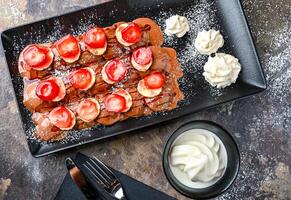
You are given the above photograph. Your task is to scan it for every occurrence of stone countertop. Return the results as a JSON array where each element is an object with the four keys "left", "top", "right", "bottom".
[{"left": 0, "top": 0, "right": 290, "bottom": 199}]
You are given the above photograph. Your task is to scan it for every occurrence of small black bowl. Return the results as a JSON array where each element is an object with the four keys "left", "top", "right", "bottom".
[{"left": 162, "top": 120, "right": 240, "bottom": 199}]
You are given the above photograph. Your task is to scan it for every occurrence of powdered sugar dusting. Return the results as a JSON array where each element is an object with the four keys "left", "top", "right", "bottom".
[
  {"left": 7, "top": 0, "right": 226, "bottom": 144},
  {"left": 216, "top": 0, "right": 291, "bottom": 199},
  {"left": 152, "top": 0, "right": 224, "bottom": 100}
]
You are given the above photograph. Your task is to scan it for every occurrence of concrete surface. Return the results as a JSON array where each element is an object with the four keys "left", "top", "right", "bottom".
[{"left": 0, "top": 0, "right": 290, "bottom": 199}]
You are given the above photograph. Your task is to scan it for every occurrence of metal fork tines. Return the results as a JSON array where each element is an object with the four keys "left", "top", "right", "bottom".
[{"left": 83, "top": 157, "right": 127, "bottom": 200}]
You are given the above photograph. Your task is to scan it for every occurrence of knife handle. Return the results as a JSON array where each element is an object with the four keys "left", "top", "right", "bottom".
[{"left": 66, "top": 157, "right": 101, "bottom": 200}]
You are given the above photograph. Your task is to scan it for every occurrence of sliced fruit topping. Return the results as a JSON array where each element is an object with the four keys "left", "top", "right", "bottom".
[
  {"left": 77, "top": 98, "right": 100, "bottom": 122},
  {"left": 102, "top": 59, "right": 127, "bottom": 84},
  {"left": 105, "top": 94, "right": 126, "bottom": 113},
  {"left": 23, "top": 45, "right": 54, "bottom": 70},
  {"left": 137, "top": 72, "right": 165, "bottom": 98},
  {"left": 36, "top": 79, "right": 60, "bottom": 101},
  {"left": 137, "top": 79, "right": 162, "bottom": 98},
  {"left": 56, "top": 34, "right": 80, "bottom": 63},
  {"left": 132, "top": 47, "right": 152, "bottom": 65},
  {"left": 116, "top": 23, "right": 142, "bottom": 46},
  {"left": 85, "top": 27, "right": 107, "bottom": 55},
  {"left": 144, "top": 72, "right": 165, "bottom": 89},
  {"left": 85, "top": 27, "right": 107, "bottom": 48},
  {"left": 114, "top": 89, "right": 133, "bottom": 112},
  {"left": 105, "top": 59, "right": 127, "bottom": 81},
  {"left": 131, "top": 47, "right": 152, "bottom": 71},
  {"left": 49, "top": 106, "right": 76, "bottom": 130},
  {"left": 35, "top": 78, "right": 66, "bottom": 102},
  {"left": 121, "top": 23, "right": 142, "bottom": 44},
  {"left": 69, "top": 68, "right": 96, "bottom": 91}
]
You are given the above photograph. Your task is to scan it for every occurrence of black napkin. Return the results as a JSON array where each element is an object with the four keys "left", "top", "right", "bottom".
[
  {"left": 54, "top": 174, "right": 87, "bottom": 200},
  {"left": 54, "top": 153, "right": 176, "bottom": 200}
]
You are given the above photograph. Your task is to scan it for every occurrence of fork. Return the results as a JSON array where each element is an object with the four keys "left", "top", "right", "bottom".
[{"left": 83, "top": 157, "right": 127, "bottom": 200}]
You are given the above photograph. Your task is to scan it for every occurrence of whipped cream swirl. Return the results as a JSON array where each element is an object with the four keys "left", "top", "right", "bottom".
[
  {"left": 195, "top": 29, "right": 224, "bottom": 55},
  {"left": 165, "top": 15, "right": 190, "bottom": 38},
  {"left": 170, "top": 131, "right": 225, "bottom": 183},
  {"left": 203, "top": 53, "right": 241, "bottom": 89}
]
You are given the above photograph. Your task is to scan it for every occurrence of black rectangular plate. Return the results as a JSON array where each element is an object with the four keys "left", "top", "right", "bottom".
[{"left": 1, "top": 0, "right": 266, "bottom": 157}]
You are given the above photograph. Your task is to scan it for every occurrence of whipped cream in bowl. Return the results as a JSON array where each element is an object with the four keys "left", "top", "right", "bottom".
[
  {"left": 170, "top": 129, "right": 227, "bottom": 188},
  {"left": 162, "top": 121, "right": 240, "bottom": 199}
]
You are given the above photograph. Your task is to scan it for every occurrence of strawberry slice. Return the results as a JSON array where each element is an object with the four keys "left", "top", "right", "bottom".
[
  {"left": 85, "top": 27, "right": 107, "bottom": 49},
  {"left": 137, "top": 79, "right": 162, "bottom": 98},
  {"left": 35, "top": 78, "right": 66, "bottom": 102},
  {"left": 23, "top": 45, "right": 54, "bottom": 70},
  {"left": 105, "top": 94, "right": 126, "bottom": 113},
  {"left": 77, "top": 98, "right": 100, "bottom": 122},
  {"left": 49, "top": 106, "right": 76, "bottom": 130},
  {"left": 113, "top": 89, "right": 133, "bottom": 112},
  {"left": 121, "top": 23, "right": 142, "bottom": 44},
  {"left": 56, "top": 34, "right": 80, "bottom": 63},
  {"left": 144, "top": 72, "right": 165, "bottom": 89},
  {"left": 131, "top": 47, "right": 153, "bottom": 72},
  {"left": 69, "top": 68, "right": 96, "bottom": 91},
  {"left": 132, "top": 47, "right": 152, "bottom": 66},
  {"left": 104, "top": 59, "right": 127, "bottom": 82},
  {"left": 36, "top": 79, "right": 60, "bottom": 101},
  {"left": 85, "top": 27, "right": 107, "bottom": 55}
]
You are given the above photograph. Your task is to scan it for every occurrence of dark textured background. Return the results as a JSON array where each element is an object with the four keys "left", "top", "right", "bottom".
[{"left": 0, "top": 0, "right": 290, "bottom": 199}]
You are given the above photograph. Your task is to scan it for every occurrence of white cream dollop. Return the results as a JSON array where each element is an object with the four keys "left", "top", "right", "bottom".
[
  {"left": 195, "top": 29, "right": 224, "bottom": 55},
  {"left": 165, "top": 15, "right": 190, "bottom": 38},
  {"left": 170, "top": 131, "right": 225, "bottom": 184},
  {"left": 203, "top": 53, "right": 241, "bottom": 89}
]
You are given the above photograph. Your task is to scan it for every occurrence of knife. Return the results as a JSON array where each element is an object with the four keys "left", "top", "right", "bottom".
[
  {"left": 74, "top": 153, "right": 126, "bottom": 200},
  {"left": 66, "top": 157, "right": 101, "bottom": 200}
]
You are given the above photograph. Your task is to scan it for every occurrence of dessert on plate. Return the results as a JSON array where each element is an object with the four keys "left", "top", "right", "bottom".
[{"left": 18, "top": 18, "right": 184, "bottom": 141}]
